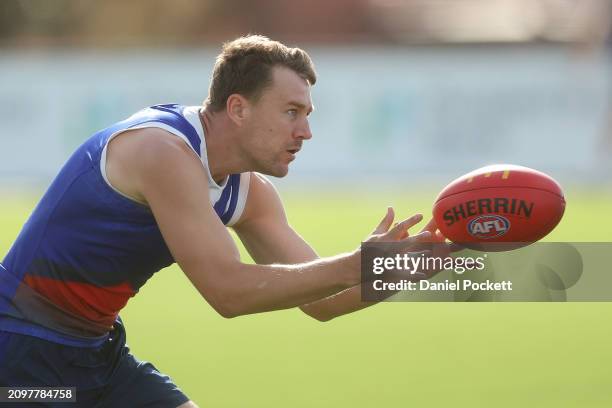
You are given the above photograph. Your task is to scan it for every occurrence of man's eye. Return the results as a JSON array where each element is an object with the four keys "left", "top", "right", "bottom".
[{"left": 287, "top": 109, "right": 298, "bottom": 117}]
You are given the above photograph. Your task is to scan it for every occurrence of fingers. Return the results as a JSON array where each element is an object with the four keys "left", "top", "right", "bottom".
[
  {"left": 397, "top": 229, "right": 409, "bottom": 240},
  {"left": 372, "top": 207, "right": 395, "bottom": 235},
  {"left": 387, "top": 213, "right": 423, "bottom": 239},
  {"left": 420, "top": 218, "right": 448, "bottom": 243},
  {"left": 397, "top": 229, "right": 432, "bottom": 245}
]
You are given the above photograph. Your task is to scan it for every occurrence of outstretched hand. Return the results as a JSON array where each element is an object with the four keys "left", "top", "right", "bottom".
[
  {"left": 363, "top": 207, "right": 456, "bottom": 279},
  {"left": 364, "top": 207, "right": 441, "bottom": 245}
]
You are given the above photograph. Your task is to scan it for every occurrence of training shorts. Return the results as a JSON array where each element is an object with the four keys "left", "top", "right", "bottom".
[{"left": 0, "top": 318, "right": 190, "bottom": 407}]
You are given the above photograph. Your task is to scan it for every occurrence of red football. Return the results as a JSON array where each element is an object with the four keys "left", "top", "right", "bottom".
[{"left": 433, "top": 164, "right": 565, "bottom": 250}]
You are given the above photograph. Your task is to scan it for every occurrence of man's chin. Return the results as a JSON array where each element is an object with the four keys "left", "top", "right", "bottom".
[
  {"left": 270, "top": 167, "right": 289, "bottom": 178},
  {"left": 265, "top": 165, "right": 290, "bottom": 178}
]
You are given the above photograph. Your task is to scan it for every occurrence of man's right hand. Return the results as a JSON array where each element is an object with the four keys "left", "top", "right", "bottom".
[
  {"left": 364, "top": 207, "right": 432, "bottom": 245},
  {"left": 363, "top": 208, "right": 454, "bottom": 280}
]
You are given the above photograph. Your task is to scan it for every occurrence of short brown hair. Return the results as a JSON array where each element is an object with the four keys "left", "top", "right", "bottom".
[{"left": 204, "top": 35, "right": 317, "bottom": 112}]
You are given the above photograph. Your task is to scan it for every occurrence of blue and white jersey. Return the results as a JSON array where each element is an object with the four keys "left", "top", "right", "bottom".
[
  {"left": 101, "top": 104, "right": 250, "bottom": 224},
  {"left": 0, "top": 104, "right": 250, "bottom": 347}
]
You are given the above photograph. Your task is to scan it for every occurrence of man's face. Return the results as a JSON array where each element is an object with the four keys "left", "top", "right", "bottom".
[{"left": 241, "top": 66, "right": 313, "bottom": 177}]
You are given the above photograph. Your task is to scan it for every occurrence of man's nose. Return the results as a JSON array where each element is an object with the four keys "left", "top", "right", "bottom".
[{"left": 295, "top": 120, "right": 312, "bottom": 140}]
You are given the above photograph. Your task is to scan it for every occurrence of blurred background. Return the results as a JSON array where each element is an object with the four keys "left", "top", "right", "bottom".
[
  {"left": 1, "top": 0, "right": 611, "bottom": 188},
  {"left": 1, "top": 1, "right": 612, "bottom": 407}
]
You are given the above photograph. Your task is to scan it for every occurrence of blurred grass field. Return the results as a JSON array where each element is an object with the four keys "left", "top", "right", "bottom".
[{"left": 1, "top": 187, "right": 612, "bottom": 407}]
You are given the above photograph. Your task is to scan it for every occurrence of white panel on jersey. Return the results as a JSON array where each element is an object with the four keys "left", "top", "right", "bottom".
[{"left": 100, "top": 106, "right": 250, "bottom": 225}]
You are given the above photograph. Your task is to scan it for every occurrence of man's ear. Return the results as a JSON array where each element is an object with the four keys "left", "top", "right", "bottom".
[{"left": 226, "top": 94, "right": 250, "bottom": 126}]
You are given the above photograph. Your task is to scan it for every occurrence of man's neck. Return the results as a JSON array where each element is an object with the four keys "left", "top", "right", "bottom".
[{"left": 199, "top": 108, "right": 246, "bottom": 184}]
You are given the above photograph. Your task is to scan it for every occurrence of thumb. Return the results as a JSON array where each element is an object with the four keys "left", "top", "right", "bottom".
[{"left": 372, "top": 207, "right": 394, "bottom": 234}]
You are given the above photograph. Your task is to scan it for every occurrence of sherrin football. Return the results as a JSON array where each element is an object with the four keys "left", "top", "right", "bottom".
[{"left": 433, "top": 164, "right": 565, "bottom": 250}]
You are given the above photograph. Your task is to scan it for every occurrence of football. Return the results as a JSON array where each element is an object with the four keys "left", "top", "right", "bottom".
[{"left": 433, "top": 164, "right": 565, "bottom": 250}]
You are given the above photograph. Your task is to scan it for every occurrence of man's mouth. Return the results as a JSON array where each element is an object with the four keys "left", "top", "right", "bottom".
[{"left": 287, "top": 148, "right": 300, "bottom": 155}]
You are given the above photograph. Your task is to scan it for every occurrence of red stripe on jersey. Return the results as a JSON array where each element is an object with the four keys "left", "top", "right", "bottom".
[{"left": 23, "top": 274, "right": 136, "bottom": 328}]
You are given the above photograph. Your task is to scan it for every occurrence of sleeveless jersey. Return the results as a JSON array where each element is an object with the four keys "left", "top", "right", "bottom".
[{"left": 0, "top": 104, "right": 250, "bottom": 347}]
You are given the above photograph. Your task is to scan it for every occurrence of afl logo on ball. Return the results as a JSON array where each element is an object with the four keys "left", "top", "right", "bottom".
[{"left": 467, "top": 215, "right": 510, "bottom": 239}]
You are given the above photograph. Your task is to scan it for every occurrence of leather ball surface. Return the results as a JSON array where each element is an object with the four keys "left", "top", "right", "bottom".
[{"left": 433, "top": 164, "right": 565, "bottom": 249}]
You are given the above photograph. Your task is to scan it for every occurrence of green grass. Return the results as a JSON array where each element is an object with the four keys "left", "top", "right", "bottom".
[{"left": 1, "top": 188, "right": 612, "bottom": 407}]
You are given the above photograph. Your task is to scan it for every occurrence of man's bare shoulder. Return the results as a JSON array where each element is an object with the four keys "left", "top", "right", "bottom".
[
  {"left": 106, "top": 127, "right": 205, "bottom": 205},
  {"left": 250, "top": 172, "right": 277, "bottom": 194}
]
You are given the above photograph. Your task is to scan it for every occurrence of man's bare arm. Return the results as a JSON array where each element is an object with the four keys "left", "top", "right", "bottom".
[
  {"left": 299, "top": 217, "right": 446, "bottom": 321},
  {"left": 232, "top": 173, "right": 437, "bottom": 321},
  {"left": 107, "top": 128, "right": 367, "bottom": 318}
]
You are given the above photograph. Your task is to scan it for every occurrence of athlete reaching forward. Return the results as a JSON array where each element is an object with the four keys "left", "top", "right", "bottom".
[{"left": 0, "top": 35, "right": 443, "bottom": 407}]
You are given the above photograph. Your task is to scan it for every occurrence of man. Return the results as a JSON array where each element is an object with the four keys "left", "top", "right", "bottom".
[{"left": 0, "top": 35, "right": 441, "bottom": 407}]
